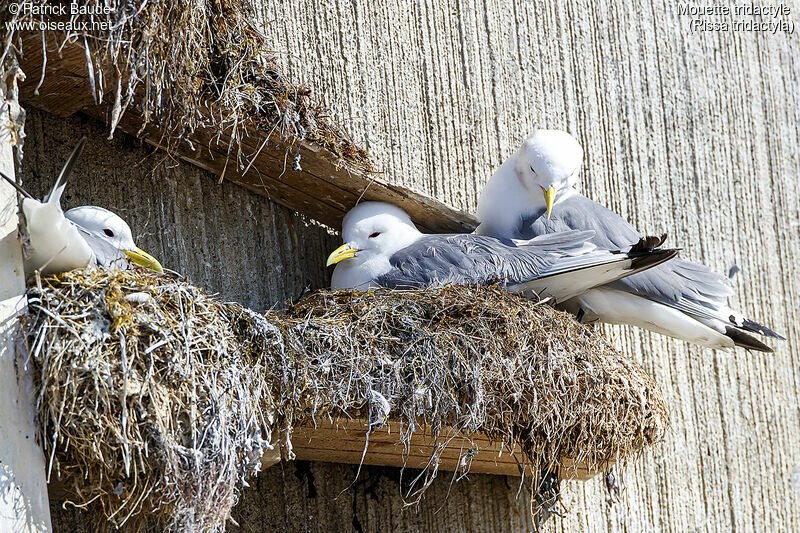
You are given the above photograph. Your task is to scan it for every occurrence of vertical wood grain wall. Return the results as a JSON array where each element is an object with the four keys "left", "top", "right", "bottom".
[
  {"left": 253, "top": 1, "right": 800, "bottom": 529},
  {"left": 19, "top": 0, "right": 799, "bottom": 531}
]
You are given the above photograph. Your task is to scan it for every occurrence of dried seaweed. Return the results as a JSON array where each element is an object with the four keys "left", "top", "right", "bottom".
[
  {"left": 23, "top": 269, "right": 668, "bottom": 530},
  {"left": 1, "top": 0, "right": 373, "bottom": 173},
  {"left": 25, "top": 270, "right": 270, "bottom": 531}
]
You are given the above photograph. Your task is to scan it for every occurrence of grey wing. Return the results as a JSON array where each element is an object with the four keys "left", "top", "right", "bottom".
[
  {"left": 607, "top": 259, "right": 732, "bottom": 319},
  {"left": 373, "top": 236, "right": 477, "bottom": 288},
  {"left": 516, "top": 194, "right": 642, "bottom": 250},
  {"left": 518, "top": 194, "right": 732, "bottom": 317},
  {"left": 374, "top": 233, "right": 594, "bottom": 289}
]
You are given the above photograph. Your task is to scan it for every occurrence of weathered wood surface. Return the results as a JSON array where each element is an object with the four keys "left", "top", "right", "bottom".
[
  {"left": 14, "top": 0, "right": 800, "bottom": 531},
  {"left": 23, "top": 110, "right": 543, "bottom": 533},
  {"left": 0, "top": 69, "right": 52, "bottom": 533},
  {"left": 288, "top": 418, "right": 604, "bottom": 481},
  {"left": 15, "top": 32, "right": 477, "bottom": 235},
  {"left": 252, "top": 1, "right": 800, "bottom": 530}
]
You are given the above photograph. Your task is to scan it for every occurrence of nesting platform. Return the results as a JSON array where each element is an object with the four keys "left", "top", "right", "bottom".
[
  {"left": 23, "top": 269, "right": 667, "bottom": 531},
  {"left": 288, "top": 419, "right": 599, "bottom": 480}
]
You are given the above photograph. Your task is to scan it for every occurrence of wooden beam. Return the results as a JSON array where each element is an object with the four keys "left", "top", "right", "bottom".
[
  {"left": 279, "top": 418, "right": 605, "bottom": 481},
  {"left": 0, "top": 64, "right": 52, "bottom": 533},
  {"left": 51, "top": 417, "right": 609, "bottom": 501},
  {"left": 16, "top": 33, "right": 478, "bottom": 234}
]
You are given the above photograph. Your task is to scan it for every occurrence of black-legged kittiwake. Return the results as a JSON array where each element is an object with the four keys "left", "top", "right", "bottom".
[
  {"left": 327, "top": 201, "right": 677, "bottom": 304},
  {"left": 476, "top": 129, "right": 784, "bottom": 352},
  {"left": 1, "top": 137, "right": 163, "bottom": 275}
]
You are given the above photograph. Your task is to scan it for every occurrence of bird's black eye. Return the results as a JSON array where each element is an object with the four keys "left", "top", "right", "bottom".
[
  {"left": 369, "top": 232, "right": 381, "bottom": 238},
  {"left": 103, "top": 229, "right": 114, "bottom": 237},
  {"left": 530, "top": 166, "right": 536, "bottom": 174}
]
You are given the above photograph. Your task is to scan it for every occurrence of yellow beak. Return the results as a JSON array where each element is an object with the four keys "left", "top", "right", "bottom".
[
  {"left": 543, "top": 186, "right": 556, "bottom": 219},
  {"left": 326, "top": 243, "right": 358, "bottom": 266},
  {"left": 123, "top": 247, "right": 164, "bottom": 274}
]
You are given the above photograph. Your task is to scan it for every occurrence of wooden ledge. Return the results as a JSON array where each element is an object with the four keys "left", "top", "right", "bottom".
[
  {"left": 278, "top": 418, "right": 605, "bottom": 481},
  {"left": 15, "top": 32, "right": 478, "bottom": 234},
  {"left": 47, "top": 417, "right": 605, "bottom": 503}
]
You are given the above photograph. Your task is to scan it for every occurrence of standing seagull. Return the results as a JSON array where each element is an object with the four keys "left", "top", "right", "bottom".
[
  {"left": 327, "top": 202, "right": 677, "bottom": 304},
  {"left": 476, "top": 129, "right": 783, "bottom": 352},
  {"left": 1, "top": 138, "right": 163, "bottom": 275}
]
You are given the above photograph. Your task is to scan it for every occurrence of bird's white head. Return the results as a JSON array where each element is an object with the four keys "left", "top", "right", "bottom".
[
  {"left": 514, "top": 129, "right": 583, "bottom": 219},
  {"left": 65, "top": 206, "right": 164, "bottom": 273},
  {"left": 327, "top": 201, "right": 422, "bottom": 289}
]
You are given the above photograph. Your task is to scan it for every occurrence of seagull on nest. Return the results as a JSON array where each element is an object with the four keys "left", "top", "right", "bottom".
[
  {"left": 1, "top": 137, "right": 163, "bottom": 275},
  {"left": 475, "top": 129, "right": 784, "bottom": 352},
  {"left": 326, "top": 201, "right": 677, "bottom": 305}
]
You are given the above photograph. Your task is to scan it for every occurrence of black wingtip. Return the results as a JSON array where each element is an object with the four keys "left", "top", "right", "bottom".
[
  {"left": 724, "top": 327, "right": 774, "bottom": 353},
  {"left": 629, "top": 248, "right": 679, "bottom": 272},
  {"left": 630, "top": 233, "right": 668, "bottom": 253},
  {"left": 59, "top": 137, "right": 87, "bottom": 182},
  {"left": 47, "top": 136, "right": 87, "bottom": 202},
  {"left": 0, "top": 169, "right": 32, "bottom": 198},
  {"left": 740, "top": 318, "right": 786, "bottom": 341}
]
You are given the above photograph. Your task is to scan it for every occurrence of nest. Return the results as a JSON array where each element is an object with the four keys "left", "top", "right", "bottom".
[
  {"left": 26, "top": 270, "right": 270, "bottom": 531},
  {"left": 23, "top": 269, "right": 668, "bottom": 531},
  {"left": 2, "top": 0, "right": 373, "bottom": 171}
]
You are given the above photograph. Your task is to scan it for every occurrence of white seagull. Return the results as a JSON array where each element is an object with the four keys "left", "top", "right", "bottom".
[
  {"left": 327, "top": 202, "right": 677, "bottom": 304},
  {"left": 476, "top": 129, "right": 784, "bottom": 352},
  {"left": 1, "top": 138, "right": 163, "bottom": 275}
]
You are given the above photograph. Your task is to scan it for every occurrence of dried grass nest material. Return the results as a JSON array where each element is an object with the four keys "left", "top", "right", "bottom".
[
  {"left": 2, "top": 0, "right": 372, "bottom": 171},
  {"left": 23, "top": 269, "right": 668, "bottom": 531}
]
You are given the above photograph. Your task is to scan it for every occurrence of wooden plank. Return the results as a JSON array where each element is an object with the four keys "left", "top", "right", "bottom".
[
  {"left": 284, "top": 418, "right": 605, "bottom": 481},
  {"left": 0, "top": 66, "right": 52, "bottom": 533},
  {"left": 15, "top": 32, "right": 478, "bottom": 234},
  {"left": 12, "top": 33, "right": 93, "bottom": 118},
  {"left": 47, "top": 414, "right": 604, "bottom": 505}
]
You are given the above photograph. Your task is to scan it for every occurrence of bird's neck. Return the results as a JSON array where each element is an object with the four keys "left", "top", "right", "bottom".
[
  {"left": 331, "top": 254, "right": 391, "bottom": 290},
  {"left": 477, "top": 159, "right": 578, "bottom": 235},
  {"left": 478, "top": 158, "right": 529, "bottom": 221}
]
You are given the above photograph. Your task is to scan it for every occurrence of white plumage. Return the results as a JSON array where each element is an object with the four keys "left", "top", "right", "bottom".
[
  {"left": 328, "top": 201, "right": 677, "bottom": 304},
  {"left": 2, "top": 138, "right": 163, "bottom": 276},
  {"left": 476, "top": 129, "right": 783, "bottom": 351}
]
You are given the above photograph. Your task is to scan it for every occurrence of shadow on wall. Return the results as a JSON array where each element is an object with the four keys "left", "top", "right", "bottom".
[
  {"left": 229, "top": 461, "right": 535, "bottom": 533},
  {"left": 16, "top": 109, "right": 340, "bottom": 311}
]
